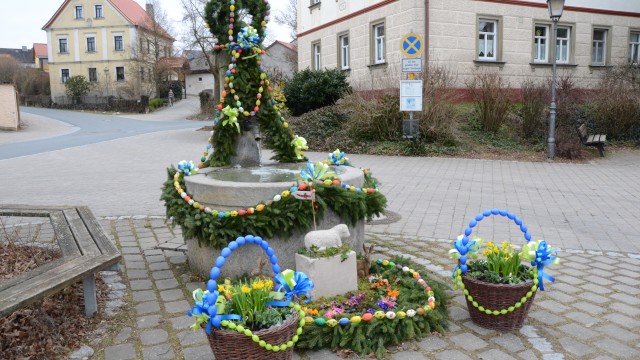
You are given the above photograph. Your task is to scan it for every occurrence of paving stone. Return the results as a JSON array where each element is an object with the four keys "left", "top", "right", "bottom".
[
  {"left": 169, "top": 254, "right": 187, "bottom": 264},
  {"left": 557, "top": 323, "right": 599, "bottom": 339},
  {"left": 144, "top": 249, "right": 164, "bottom": 256},
  {"left": 140, "top": 329, "right": 168, "bottom": 345},
  {"left": 559, "top": 337, "right": 595, "bottom": 357},
  {"left": 146, "top": 254, "right": 166, "bottom": 263},
  {"left": 160, "top": 289, "right": 185, "bottom": 302},
  {"left": 578, "top": 291, "right": 609, "bottom": 304},
  {"left": 149, "top": 261, "right": 171, "bottom": 271},
  {"left": 491, "top": 333, "right": 525, "bottom": 353},
  {"left": 586, "top": 275, "right": 613, "bottom": 286},
  {"left": 127, "top": 269, "right": 149, "bottom": 279},
  {"left": 594, "top": 338, "right": 640, "bottom": 358},
  {"left": 536, "top": 299, "right": 571, "bottom": 313},
  {"left": 565, "top": 311, "right": 600, "bottom": 327},
  {"left": 121, "top": 247, "right": 142, "bottom": 254},
  {"left": 611, "top": 275, "right": 640, "bottom": 286},
  {"left": 528, "top": 310, "right": 565, "bottom": 325},
  {"left": 517, "top": 349, "right": 538, "bottom": 360},
  {"left": 69, "top": 345, "right": 95, "bottom": 359},
  {"left": 612, "top": 283, "right": 640, "bottom": 295},
  {"left": 478, "top": 348, "right": 516, "bottom": 360},
  {"left": 604, "top": 313, "right": 640, "bottom": 328},
  {"left": 554, "top": 283, "right": 581, "bottom": 293},
  {"left": 461, "top": 321, "right": 496, "bottom": 336},
  {"left": 610, "top": 302, "right": 640, "bottom": 316},
  {"left": 392, "top": 351, "right": 426, "bottom": 360},
  {"left": 590, "top": 261, "right": 616, "bottom": 271},
  {"left": 104, "top": 343, "right": 136, "bottom": 360},
  {"left": 435, "top": 349, "right": 472, "bottom": 360},
  {"left": 130, "top": 279, "right": 153, "bottom": 290},
  {"left": 164, "top": 299, "right": 190, "bottom": 314},
  {"left": 182, "top": 345, "right": 215, "bottom": 360},
  {"left": 137, "top": 314, "right": 162, "bottom": 329},
  {"left": 450, "top": 333, "right": 487, "bottom": 351},
  {"left": 142, "top": 344, "right": 175, "bottom": 360},
  {"left": 125, "top": 261, "right": 146, "bottom": 270},
  {"left": 571, "top": 301, "right": 606, "bottom": 315},
  {"left": 302, "top": 349, "right": 343, "bottom": 359},
  {"left": 177, "top": 329, "right": 209, "bottom": 347},
  {"left": 170, "top": 315, "right": 194, "bottom": 330},
  {"left": 133, "top": 290, "right": 157, "bottom": 302},
  {"left": 610, "top": 292, "right": 640, "bottom": 305},
  {"left": 155, "top": 278, "right": 180, "bottom": 290},
  {"left": 615, "top": 268, "right": 640, "bottom": 278},
  {"left": 124, "top": 254, "right": 144, "bottom": 262},
  {"left": 449, "top": 306, "right": 470, "bottom": 321},
  {"left": 152, "top": 270, "right": 175, "bottom": 280},
  {"left": 113, "top": 326, "right": 132, "bottom": 343},
  {"left": 135, "top": 301, "right": 160, "bottom": 315},
  {"left": 545, "top": 290, "right": 574, "bottom": 303},
  {"left": 417, "top": 336, "right": 448, "bottom": 351},
  {"left": 597, "top": 324, "right": 640, "bottom": 342}
]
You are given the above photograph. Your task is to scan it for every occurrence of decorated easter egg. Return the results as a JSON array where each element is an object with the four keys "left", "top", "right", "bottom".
[
  {"left": 338, "top": 318, "right": 350, "bottom": 326},
  {"left": 314, "top": 317, "right": 326, "bottom": 326},
  {"left": 429, "top": 302, "right": 436, "bottom": 310},
  {"left": 386, "top": 311, "right": 396, "bottom": 319},
  {"left": 374, "top": 311, "right": 385, "bottom": 319},
  {"left": 417, "top": 308, "right": 425, "bottom": 315},
  {"left": 350, "top": 316, "right": 361, "bottom": 323},
  {"left": 362, "top": 313, "right": 373, "bottom": 322},
  {"left": 298, "top": 183, "right": 308, "bottom": 191},
  {"left": 256, "top": 204, "right": 265, "bottom": 212},
  {"left": 397, "top": 311, "right": 406, "bottom": 319},
  {"left": 273, "top": 194, "right": 281, "bottom": 202},
  {"left": 304, "top": 316, "right": 314, "bottom": 324},
  {"left": 406, "top": 309, "right": 416, "bottom": 317},
  {"left": 332, "top": 180, "right": 340, "bottom": 185},
  {"left": 327, "top": 319, "right": 338, "bottom": 327}
]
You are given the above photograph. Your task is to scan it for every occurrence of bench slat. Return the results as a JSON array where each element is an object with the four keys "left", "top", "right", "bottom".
[
  {"left": 49, "top": 211, "right": 82, "bottom": 257},
  {"left": 600, "top": 134, "right": 606, "bottom": 142},
  {"left": 64, "top": 208, "right": 100, "bottom": 256},
  {"left": 0, "top": 253, "right": 120, "bottom": 317},
  {"left": 0, "top": 257, "right": 69, "bottom": 293},
  {"left": 0, "top": 204, "right": 72, "bottom": 217},
  {"left": 587, "top": 135, "right": 596, "bottom": 143},
  {"left": 77, "top": 206, "right": 119, "bottom": 255}
]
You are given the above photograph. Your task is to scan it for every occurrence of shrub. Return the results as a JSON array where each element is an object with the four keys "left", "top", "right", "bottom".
[
  {"left": 554, "top": 72, "right": 577, "bottom": 128},
  {"left": 148, "top": 98, "right": 164, "bottom": 111},
  {"left": 467, "top": 71, "right": 512, "bottom": 133},
  {"left": 339, "top": 92, "right": 403, "bottom": 142},
  {"left": 64, "top": 75, "right": 91, "bottom": 98},
  {"left": 199, "top": 90, "right": 215, "bottom": 116},
  {"left": 283, "top": 68, "right": 351, "bottom": 116},
  {"left": 418, "top": 64, "right": 459, "bottom": 144},
  {"left": 519, "top": 79, "right": 547, "bottom": 141},
  {"left": 555, "top": 125, "right": 583, "bottom": 159},
  {"left": 287, "top": 106, "right": 360, "bottom": 152}
]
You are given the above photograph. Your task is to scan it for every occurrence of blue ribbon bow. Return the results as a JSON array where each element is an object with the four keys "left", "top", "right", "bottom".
[
  {"left": 450, "top": 236, "right": 483, "bottom": 277},
  {"left": 523, "top": 240, "right": 558, "bottom": 291},
  {"left": 274, "top": 271, "right": 314, "bottom": 302}
]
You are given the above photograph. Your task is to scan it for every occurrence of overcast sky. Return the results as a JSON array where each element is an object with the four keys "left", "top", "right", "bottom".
[{"left": 0, "top": 0, "right": 293, "bottom": 50}]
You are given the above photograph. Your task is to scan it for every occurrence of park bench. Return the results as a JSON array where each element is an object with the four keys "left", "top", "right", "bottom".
[
  {"left": 0, "top": 205, "right": 121, "bottom": 318},
  {"left": 577, "top": 123, "right": 606, "bottom": 157}
]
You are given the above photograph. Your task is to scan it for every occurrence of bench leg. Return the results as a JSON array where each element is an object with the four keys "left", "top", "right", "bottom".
[
  {"left": 598, "top": 145, "right": 604, "bottom": 157},
  {"left": 106, "top": 263, "right": 120, "bottom": 271},
  {"left": 83, "top": 274, "right": 98, "bottom": 317}
]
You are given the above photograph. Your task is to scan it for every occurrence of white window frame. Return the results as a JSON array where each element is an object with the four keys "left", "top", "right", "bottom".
[
  {"left": 478, "top": 19, "right": 497, "bottom": 61},
  {"left": 61, "top": 69, "right": 70, "bottom": 83},
  {"left": 592, "top": 28, "right": 607, "bottom": 66},
  {"left": 555, "top": 26, "right": 570, "bottom": 64},
  {"left": 339, "top": 34, "right": 349, "bottom": 70},
  {"left": 312, "top": 42, "right": 321, "bottom": 70},
  {"left": 86, "top": 36, "right": 96, "bottom": 53},
  {"left": 95, "top": 5, "right": 103, "bottom": 19},
  {"left": 630, "top": 31, "right": 640, "bottom": 64},
  {"left": 114, "top": 34, "right": 124, "bottom": 51},
  {"left": 533, "top": 24, "right": 549, "bottom": 63},
  {"left": 58, "top": 37, "right": 68, "bottom": 54},
  {"left": 116, "top": 66, "right": 125, "bottom": 81},
  {"left": 373, "top": 23, "right": 385, "bottom": 64},
  {"left": 75, "top": 6, "right": 83, "bottom": 19}
]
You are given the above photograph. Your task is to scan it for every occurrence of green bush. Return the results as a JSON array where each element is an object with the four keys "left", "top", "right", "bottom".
[
  {"left": 467, "top": 71, "right": 511, "bottom": 133},
  {"left": 283, "top": 68, "right": 351, "bottom": 116},
  {"left": 518, "top": 79, "right": 547, "bottom": 141},
  {"left": 340, "top": 93, "right": 403, "bottom": 141},
  {"left": 64, "top": 75, "right": 91, "bottom": 98},
  {"left": 287, "top": 106, "right": 356, "bottom": 151},
  {"left": 148, "top": 98, "right": 164, "bottom": 111}
]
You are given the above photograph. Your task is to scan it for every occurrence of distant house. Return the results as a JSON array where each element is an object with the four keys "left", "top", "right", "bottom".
[
  {"left": 42, "top": 0, "right": 176, "bottom": 100},
  {"left": 33, "top": 43, "right": 49, "bottom": 72},
  {"left": 184, "top": 49, "right": 218, "bottom": 97},
  {"left": 262, "top": 40, "right": 298, "bottom": 81},
  {"left": 0, "top": 47, "right": 35, "bottom": 67}
]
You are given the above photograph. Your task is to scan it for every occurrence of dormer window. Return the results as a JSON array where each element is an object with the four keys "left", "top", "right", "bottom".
[
  {"left": 75, "top": 6, "right": 83, "bottom": 19},
  {"left": 95, "top": 5, "right": 103, "bottom": 19}
]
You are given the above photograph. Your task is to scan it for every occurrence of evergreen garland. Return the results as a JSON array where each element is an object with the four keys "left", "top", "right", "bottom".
[
  {"left": 296, "top": 256, "right": 449, "bottom": 359},
  {"left": 161, "top": 167, "right": 387, "bottom": 247}
]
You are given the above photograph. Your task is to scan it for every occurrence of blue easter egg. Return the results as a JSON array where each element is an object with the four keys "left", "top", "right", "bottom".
[
  {"left": 475, "top": 214, "right": 483, "bottom": 221},
  {"left": 221, "top": 248, "right": 231, "bottom": 258},
  {"left": 210, "top": 267, "right": 221, "bottom": 280},
  {"left": 520, "top": 225, "right": 528, "bottom": 233},
  {"left": 483, "top": 210, "right": 491, "bottom": 216},
  {"left": 459, "top": 247, "right": 468, "bottom": 255},
  {"left": 207, "top": 293, "right": 216, "bottom": 305},
  {"left": 211, "top": 315, "right": 221, "bottom": 327},
  {"left": 525, "top": 232, "right": 531, "bottom": 241},
  {"left": 208, "top": 305, "right": 217, "bottom": 316},
  {"left": 461, "top": 264, "right": 468, "bottom": 273},
  {"left": 270, "top": 255, "right": 278, "bottom": 265},
  {"left": 339, "top": 318, "right": 350, "bottom": 326},
  {"left": 229, "top": 241, "right": 238, "bottom": 250},
  {"left": 469, "top": 219, "right": 477, "bottom": 227},
  {"left": 515, "top": 217, "right": 522, "bottom": 225},
  {"left": 207, "top": 279, "right": 217, "bottom": 292},
  {"left": 290, "top": 186, "right": 297, "bottom": 192},
  {"left": 237, "top": 236, "right": 245, "bottom": 245},
  {"left": 491, "top": 208, "right": 500, "bottom": 215},
  {"left": 215, "top": 256, "right": 225, "bottom": 267},
  {"left": 272, "top": 264, "right": 281, "bottom": 274},
  {"left": 460, "top": 255, "right": 467, "bottom": 264},
  {"left": 507, "top": 212, "right": 515, "bottom": 219},
  {"left": 260, "top": 241, "right": 269, "bottom": 250},
  {"left": 245, "top": 235, "right": 255, "bottom": 243},
  {"left": 218, "top": 212, "right": 225, "bottom": 218},
  {"left": 266, "top": 247, "right": 274, "bottom": 256},
  {"left": 499, "top": 210, "right": 507, "bottom": 216},
  {"left": 464, "top": 228, "right": 472, "bottom": 236}
]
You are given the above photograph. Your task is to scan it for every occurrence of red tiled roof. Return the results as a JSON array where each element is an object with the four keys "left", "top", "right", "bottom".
[
  {"left": 33, "top": 43, "right": 47, "bottom": 58},
  {"left": 43, "top": 0, "right": 174, "bottom": 41},
  {"left": 265, "top": 40, "right": 297, "bottom": 52},
  {"left": 158, "top": 57, "right": 189, "bottom": 69}
]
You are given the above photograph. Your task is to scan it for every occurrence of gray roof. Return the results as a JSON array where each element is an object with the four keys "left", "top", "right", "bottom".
[
  {"left": 0, "top": 47, "right": 34, "bottom": 64},
  {"left": 183, "top": 50, "right": 215, "bottom": 73}
]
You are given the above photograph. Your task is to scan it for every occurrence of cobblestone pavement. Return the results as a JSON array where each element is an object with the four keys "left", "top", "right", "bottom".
[{"left": 91, "top": 217, "right": 640, "bottom": 360}]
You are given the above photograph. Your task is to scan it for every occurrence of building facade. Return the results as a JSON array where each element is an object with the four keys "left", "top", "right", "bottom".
[
  {"left": 42, "top": 0, "right": 175, "bottom": 100},
  {"left": 297, "top": 0, "right": 640, "bottom": 89},
  {"left": 262, "top": 40, "right": 298, "bottom": 81}
]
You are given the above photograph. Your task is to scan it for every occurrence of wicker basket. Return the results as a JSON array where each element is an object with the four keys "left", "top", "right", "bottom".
[
  {"left": 462, "top": 274, "right": 536, "bottom": 331},
  {"left": 206, "top": 310, "right": 299, "bottom": 360}
]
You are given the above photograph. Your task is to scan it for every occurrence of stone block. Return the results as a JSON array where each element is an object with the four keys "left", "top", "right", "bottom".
[{"left": 295, "top": 251, "right": 358, "bottom": 299}]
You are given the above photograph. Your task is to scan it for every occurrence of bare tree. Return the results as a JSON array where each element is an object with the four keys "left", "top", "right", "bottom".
[
  {"left": 0, "top": 56, "right": 20, "bottom": 84},
  {"left": 274, "top": 0, "right": 297, "bottom": 40},
  {"left": 180, "top": 0, "right": 225, "bottom": 102}
]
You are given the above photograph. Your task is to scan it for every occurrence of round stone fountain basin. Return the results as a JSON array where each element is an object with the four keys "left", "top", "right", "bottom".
[{"left": 183, "top": 164, "right": 366, "bottom": 279}]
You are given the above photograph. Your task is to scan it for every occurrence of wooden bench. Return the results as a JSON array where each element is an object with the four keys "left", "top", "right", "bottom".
[
  {"left": 0, "top": 205, "right": 121, "bottom": 318},
  {"left": 577, "top": 124, "right": 607, "bottom": 157}
]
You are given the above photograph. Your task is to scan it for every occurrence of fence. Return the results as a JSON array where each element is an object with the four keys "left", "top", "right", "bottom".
[{"left": 46, "top": 96, "right": 148, "bottom": 113}]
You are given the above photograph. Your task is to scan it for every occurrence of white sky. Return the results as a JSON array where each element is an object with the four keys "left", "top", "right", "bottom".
[{"left": 0, "top": 0, "right": 293, "bottom": 50}]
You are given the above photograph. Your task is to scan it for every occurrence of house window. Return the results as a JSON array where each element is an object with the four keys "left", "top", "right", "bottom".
[
  {"left": 95, "top": 5, "right": 103, "bottom": 18},
  {"left": 339, "top": 34, "right": 349, "bottom": 70},
  {"left": 116, "top": 67, "right": 125, "bottom": 81},
  {"left": 147, "top": 39, "right": 151, "bottom": 54},
  {"left": 630, "top": 32, "right": 640, "bottom": 64},
  {"left": 555, "top": 26, "right": 570, "bottom": 64},
  {"left": 478, "top": 20, "right": 497, "bottom": 60},
  {"left": 592, "top": 29, "right": 607, "bottom": 66},
  {"left": 87, "top": 37, "right": 96, "bottom": 53},
  {"left": 312, "top": 42, "right": 321, "bottom": 70},
  {"left": 114, "top": 35, "right": 124, "bottom": 51},
  {"left": 372, "top": 23, "right": 385, "bottom": 64},
  {"left": 75, "top": 6, "right": 83, "bottom": 19},
  {"left": 533, "top": 25, "right": 549, "bottom": 63},
  {"left": 198, "top": 77, "right": 203, "bottom": 81},
  {"left": 88, "top": 68, "right": 97, "bottom": 82},
  {"left": 59, "top": 38, "right": 68, "bottom": 53},
  {"left": 140, "top": 67, "right": 145, "bottom": 81},
  {"left": 61, "top": 69, "right": 70, "bottom": 83}
]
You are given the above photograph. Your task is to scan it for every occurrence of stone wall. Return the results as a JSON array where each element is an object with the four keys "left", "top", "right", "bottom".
[{"left": 0, "top": 85, "right": 20, "bottom": 131}]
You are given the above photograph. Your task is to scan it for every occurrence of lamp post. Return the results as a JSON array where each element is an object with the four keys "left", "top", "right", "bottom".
[
  {"left": 104, "top": 67, "right": 109, "bottom": 98},
  {"left": 547, "top": 0, "right": 565, "bottom": 160}
]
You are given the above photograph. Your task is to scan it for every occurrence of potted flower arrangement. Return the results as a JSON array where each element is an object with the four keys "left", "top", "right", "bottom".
[
  {"left": 450, "top": 209, "right": 559, "bottom": 331},
  {"left": 187, "top": 235, "right": 312, "bottom": 360}
]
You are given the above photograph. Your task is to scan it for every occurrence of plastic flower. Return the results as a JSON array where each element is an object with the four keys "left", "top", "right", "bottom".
[
  {"left": 221, "top": 106, "right": 240, "bottom": 133},
  {"left": 387, "top": 288, "right": 400, "bottom": 297},
  {"left": 291, "top": 136, "right": 308, "bottom": 159}
]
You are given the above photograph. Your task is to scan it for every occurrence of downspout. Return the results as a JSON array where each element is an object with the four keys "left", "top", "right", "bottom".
[{"left": 425, "top": 0, "right": 430, "bottom": 66}]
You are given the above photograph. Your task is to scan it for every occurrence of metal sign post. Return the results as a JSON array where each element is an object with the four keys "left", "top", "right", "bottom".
[{"left": 400, "top": 33, "right": 425, "bottom": 139}]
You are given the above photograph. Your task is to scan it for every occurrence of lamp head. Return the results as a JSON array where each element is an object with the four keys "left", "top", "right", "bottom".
[{"left": 547, "top": 0, "right": 565, "bottom": 21}]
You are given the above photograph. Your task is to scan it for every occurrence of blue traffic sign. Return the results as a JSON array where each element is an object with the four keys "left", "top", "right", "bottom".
[{"left": 400, "top": 33, "right": 424, "bottom": 58}]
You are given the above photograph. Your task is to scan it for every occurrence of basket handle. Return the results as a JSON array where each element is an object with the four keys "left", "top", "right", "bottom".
[{"left": 456, "top": 209, "right": 532, "bottom": 274}]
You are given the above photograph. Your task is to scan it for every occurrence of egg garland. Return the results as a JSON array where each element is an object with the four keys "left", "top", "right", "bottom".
[{"left": 300, "top": 258, "right": 437, "bottom": 328}]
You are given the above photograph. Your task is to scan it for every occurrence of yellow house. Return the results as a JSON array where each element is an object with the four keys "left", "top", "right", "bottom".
[{"left": 42, "top": 0, "right": 174, "bottom": 101}]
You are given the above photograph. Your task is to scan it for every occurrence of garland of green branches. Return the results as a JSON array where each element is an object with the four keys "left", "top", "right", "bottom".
[
  {"left": 297, "top": 256, "right": 449, "bottom": 359},
  {"left": 161, "top": 167, "right": 387, "bottom": 247}
]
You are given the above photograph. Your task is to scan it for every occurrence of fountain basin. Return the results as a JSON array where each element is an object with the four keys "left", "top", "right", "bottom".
[{"left": 183, "top": 164, "right": 366, "bottom": 279}]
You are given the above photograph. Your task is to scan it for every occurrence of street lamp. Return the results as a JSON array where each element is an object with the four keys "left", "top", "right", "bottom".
[
  {"left": 104, "top": 67, "right": 109, "bottom": 98},
  {"left": 547, "top": 0, "right": 565, "bottom": 160}
]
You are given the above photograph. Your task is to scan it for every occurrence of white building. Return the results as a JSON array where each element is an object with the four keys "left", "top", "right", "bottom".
[{"left": 297, "top": 0, "right": 640, "bottom": 89}]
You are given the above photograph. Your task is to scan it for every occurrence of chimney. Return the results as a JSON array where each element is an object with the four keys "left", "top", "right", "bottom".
[
  {"left": 22, "top": 46, "right": 27, "bottom": 52},
  {"left": 146, "top": 3, "right": 154, "bottom": 18}
]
